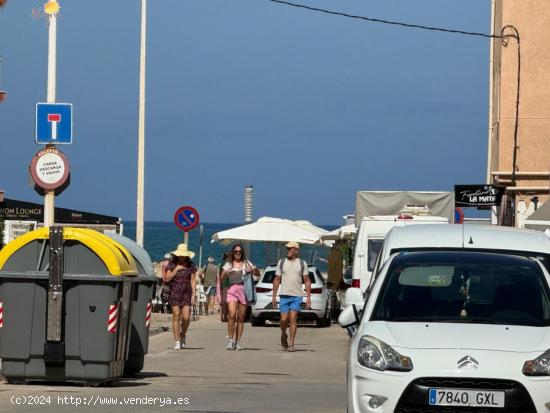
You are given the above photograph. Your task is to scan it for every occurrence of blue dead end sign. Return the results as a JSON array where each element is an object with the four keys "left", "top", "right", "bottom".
[
  {"left": 36, "top": 103, "right": 73, "bottom": 144},
  {"left": 174, "top": 206, "right": 200, "bottom": 232}
]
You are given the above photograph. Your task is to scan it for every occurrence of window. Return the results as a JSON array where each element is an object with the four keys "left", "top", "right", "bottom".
[
  {"left": 371, "top": 251, "right": 550, "bottom": 327},
  {"left": 368, "top": 239, "right": 384, "bottom": 272}
]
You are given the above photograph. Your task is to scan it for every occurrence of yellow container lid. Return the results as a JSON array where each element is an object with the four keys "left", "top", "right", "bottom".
[{"left": 0, "top": 227, "right": 137, "bottom": 276}]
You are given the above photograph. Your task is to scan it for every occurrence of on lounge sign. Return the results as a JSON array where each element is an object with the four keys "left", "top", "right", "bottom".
[{"left": 454, "top": 185, "right": 505, "bottom": 208}]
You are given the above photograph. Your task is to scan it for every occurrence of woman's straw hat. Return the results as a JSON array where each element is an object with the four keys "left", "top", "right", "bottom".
[{"left": 171, "top": 244, "right": 195, "bottom": 259}]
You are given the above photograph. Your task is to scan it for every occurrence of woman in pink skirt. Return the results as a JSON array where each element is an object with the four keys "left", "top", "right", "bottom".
[{"left": 219, "top": 244, "right": 257, "bottom": 350}]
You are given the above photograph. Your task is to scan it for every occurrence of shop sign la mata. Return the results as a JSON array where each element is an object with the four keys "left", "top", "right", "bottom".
[{"left": 454, "top": 185, "right": 505, "bottom": 208}]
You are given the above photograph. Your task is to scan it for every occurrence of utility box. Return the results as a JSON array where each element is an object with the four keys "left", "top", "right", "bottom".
[{"left": 0, "top": 227, "right": 138, "bottom": 385}]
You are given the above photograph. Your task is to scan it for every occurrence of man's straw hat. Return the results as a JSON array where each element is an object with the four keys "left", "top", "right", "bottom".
[
  {"left": 286, "top": 241, "right": 300, "bottom": 249},
  {"left": 171, "top": 244, "right": 195, "bottom": 259}
]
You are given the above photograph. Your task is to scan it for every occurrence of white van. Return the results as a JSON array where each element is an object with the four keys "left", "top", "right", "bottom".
[{"left": 352, "top": 213, "right": 448, "bottom": 292}]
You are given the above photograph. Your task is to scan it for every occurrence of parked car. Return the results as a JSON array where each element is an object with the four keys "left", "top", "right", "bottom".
[
  {"left": 340, "top": 225, "right": 550, "bottom": 412},
  {"left": 368, "top": 223, "right": 550, "bottom": 294},
  {"left": 251, "top": 264, "right": 331, "bottom": 327}
]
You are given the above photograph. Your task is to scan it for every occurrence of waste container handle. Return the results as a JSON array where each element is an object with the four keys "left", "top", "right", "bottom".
[{"left": 45, "top": 226, "right": 65, "bottom": 366}]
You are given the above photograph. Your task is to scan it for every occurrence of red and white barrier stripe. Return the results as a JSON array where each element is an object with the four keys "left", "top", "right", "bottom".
[
  {"left": 107, "top": 303, "right": 118, "bottom": 333},
  {"left": 145, "top": 301, "right": 152, "bottom": 328},
  {"left": 0, "top": 301, "right": 4, "bottom": 328}
]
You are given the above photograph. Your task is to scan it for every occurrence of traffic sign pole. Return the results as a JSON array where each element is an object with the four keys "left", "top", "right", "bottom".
[{"left": 44, "top": 1, "right": 59, "bottom": 228}]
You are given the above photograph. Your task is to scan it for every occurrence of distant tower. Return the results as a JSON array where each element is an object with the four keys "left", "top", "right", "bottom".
[
  {"left": 244, "top": 185, "right": 254, "bottom": 223},
  {"left": 243, "top": 185, "right": 254, "bottom": 260}
]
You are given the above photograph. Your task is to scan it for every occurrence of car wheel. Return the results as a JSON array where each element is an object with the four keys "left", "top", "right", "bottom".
[{"left": 250, "top": 314, "right": 265, "bottom": 327}]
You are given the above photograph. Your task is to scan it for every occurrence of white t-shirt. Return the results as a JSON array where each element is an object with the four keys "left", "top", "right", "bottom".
[
  {"left": 223, "top": 260, "right": 254, "bottom": 285},
  {"left": 276, "top": 258, "right": 308, "bottom": 297}
]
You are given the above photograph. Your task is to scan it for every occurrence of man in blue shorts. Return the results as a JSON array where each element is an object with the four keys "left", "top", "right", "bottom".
[{"left": 272, "top": 242, "right": 311, "bottom": 352}]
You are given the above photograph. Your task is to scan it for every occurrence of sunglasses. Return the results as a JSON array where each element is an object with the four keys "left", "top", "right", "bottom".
[{"left": 234, "top": 250, "right": 243, "bottom": 254}]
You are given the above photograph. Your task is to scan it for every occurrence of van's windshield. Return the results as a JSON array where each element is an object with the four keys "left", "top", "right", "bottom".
[{"left": 371, "top": 251, "right": 550, "bottom": 327}]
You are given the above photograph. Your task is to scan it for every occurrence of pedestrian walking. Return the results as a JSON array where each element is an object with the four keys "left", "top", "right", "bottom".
[
  {"left": 219, "top": 244, "right": 257, "bottom": 350},
  {"left": 200, "top": 256, "right": 218, "bottom": 315},
  {"left": 272, "top": 242, "right": 311, "bottom": 352},
  {"left": 164, "top": 244, "right": 197, "bottom": 350}
]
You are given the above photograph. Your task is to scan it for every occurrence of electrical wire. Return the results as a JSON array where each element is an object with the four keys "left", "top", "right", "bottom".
[
  {"left": 269, "top": 0, "right": 501, "bottom": 39},
  {"left": 269, "top": 0, "right": 522, "bottom": 193},
  {"left": 501, "top": 26, "right": 521, "bottom": 188}
]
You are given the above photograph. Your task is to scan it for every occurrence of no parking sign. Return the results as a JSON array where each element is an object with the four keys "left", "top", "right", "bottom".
[{"left": 174, "top": 206, "right": 200, "bottom": 232}]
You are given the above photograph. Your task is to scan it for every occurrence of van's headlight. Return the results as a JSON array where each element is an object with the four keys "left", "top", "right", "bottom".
[
  {"left": 523, "top": 350, "right": 550, "bottom": 376},
  {"left": 357, "top": 336, "right": 413, "bottom": 372}
]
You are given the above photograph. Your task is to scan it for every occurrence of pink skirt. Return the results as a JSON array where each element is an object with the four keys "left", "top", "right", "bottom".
[{"left": 226, "top": 284, "right": 247, "bottom": 305}]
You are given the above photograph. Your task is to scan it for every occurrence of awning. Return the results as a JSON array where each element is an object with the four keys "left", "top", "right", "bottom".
[{"left": 0, "top": 198, "right": 120, "bottom": 226}]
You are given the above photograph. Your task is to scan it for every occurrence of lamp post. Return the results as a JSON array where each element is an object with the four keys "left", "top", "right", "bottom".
[
  {"left": 43, "top": 0, "right": 60, "bottom": 227},
  {"left": 136, "top": 0, "right": 147, "bottom": 247}
]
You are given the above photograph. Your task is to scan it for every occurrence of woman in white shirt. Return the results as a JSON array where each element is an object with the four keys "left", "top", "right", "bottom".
[{"left": 219, "top": 244, "right": 257, "bottom": 350}]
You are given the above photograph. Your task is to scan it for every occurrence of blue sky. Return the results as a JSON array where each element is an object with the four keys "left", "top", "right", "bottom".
[{"left": 0, "top": 0, "right": 490, "bottom": 225}]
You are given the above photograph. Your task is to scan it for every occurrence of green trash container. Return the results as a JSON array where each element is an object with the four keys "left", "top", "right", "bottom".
[
  {"left": 106, "top": 233, "right": 158, "bottom": 376},
  {"left": 0, "top": 227, "right": 138, "bottom": 385}
]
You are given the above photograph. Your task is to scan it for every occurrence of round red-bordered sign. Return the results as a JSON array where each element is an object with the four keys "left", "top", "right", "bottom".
[
  {"left": 455, "top": 207, "right": 465, "bottom": 224},
  {"left": 174, "top": 206, "right": 200, "bottom": 232},
  {"left": 29, "top": 147, "right": 70, "bottom": 190}
]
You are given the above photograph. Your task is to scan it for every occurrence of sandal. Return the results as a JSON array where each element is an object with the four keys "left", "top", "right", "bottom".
[
  {"left": 287, "top": 346, "right": 296, "bottom": 352},
  {"left": 281, "top": 333, "right": 289, "bottom": 351}
]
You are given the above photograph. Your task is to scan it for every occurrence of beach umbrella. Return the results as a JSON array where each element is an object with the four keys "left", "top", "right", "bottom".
[
  {"left": 211, "top": 217, "right": 327, "bottom": 245},
  {"left": 319, "top": 224, "right": 357, "bottom": 241}
]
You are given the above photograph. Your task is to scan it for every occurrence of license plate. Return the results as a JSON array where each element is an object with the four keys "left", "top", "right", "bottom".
[{"left": 428, "top": 388, "right": 505, "bottom": 408}]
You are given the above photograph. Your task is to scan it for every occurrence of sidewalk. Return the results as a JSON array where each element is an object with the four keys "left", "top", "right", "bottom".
[{"left": 149, "top": 311, "right": 220, "bottom": 336}]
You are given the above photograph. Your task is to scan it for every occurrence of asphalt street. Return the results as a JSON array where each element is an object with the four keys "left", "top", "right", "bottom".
[{"left": 0, "top": 315, "right": 348, "bottom": 413}]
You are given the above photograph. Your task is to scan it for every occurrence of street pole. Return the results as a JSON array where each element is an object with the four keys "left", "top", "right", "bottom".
[
  {"left": 44, "top": 1, "right": 58, "bottom": 227},
  {"left": 198, "top": 224, "right": 204, "bottom": 268},
  {"left": 136, "top": 0, "right": 147, "bottom": 246}
]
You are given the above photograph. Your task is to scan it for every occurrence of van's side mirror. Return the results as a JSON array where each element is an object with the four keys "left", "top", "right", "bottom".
[{"left": 338, "top": 288, "right": 364, "bottom": 329}]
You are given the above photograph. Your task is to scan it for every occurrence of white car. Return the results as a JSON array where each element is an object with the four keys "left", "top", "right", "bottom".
[
  {"left": 251, "top": 265, "right": 332, "bottom": 327},
  {"left": 341, "top": 225, "right": 550, "bottom": 413}
]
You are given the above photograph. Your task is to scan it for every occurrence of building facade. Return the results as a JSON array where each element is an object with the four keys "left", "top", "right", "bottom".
[{"left": 487, "top": 0, "right": 550, "bottom": 226}]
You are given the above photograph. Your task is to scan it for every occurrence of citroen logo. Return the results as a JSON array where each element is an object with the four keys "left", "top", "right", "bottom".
[{"left": 457, "top": 356, "right": 479, "bottom": 371}]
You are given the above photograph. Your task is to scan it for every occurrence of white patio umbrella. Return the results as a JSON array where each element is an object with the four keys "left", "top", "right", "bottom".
[
  {"left": 319, "top": 224, "right": 357, "bottom": 241},
  {"left": 211, "top": 217, "right": 327, "bottom": 245}
]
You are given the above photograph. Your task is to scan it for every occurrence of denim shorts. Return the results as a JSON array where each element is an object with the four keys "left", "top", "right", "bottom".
[{"left": 279, "top": 295, "right": 303, "bottom": 313}]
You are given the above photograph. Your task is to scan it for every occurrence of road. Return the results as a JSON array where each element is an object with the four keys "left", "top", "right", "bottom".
[{"left": 0, "top": 315, "right": 349, "bottom": 413}]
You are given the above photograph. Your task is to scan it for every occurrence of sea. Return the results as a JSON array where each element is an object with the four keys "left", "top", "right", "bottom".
[{"left": 123, "top": 222, "right": 336, "bottom": 271}]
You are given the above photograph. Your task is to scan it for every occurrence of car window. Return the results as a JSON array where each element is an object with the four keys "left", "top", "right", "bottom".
[
  {"left": 368, "top": 239, "right": 384, "bottom": 272},
  {"left": 262, "top": 270, "right": 316, "bottom": 284},
  {"left": 371, "top": 251, "right": 550, "bottom": 327}
]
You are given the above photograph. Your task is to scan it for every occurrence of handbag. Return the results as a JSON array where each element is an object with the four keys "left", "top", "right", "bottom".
[
  {"left": 243, "top": 272, "right": 256, "bottom": 304},
  {"left": 161, "top": 282, "right": 171, "bottom": 303}
]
